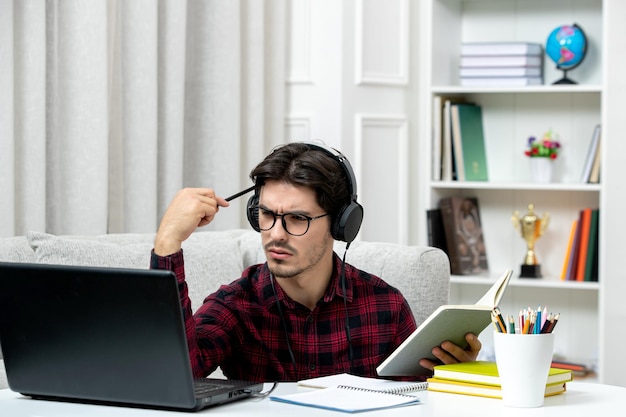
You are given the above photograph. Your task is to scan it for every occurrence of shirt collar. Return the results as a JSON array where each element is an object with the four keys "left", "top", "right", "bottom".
[{"left": 260, "top": 253, "right": 353, "bottom": 310}]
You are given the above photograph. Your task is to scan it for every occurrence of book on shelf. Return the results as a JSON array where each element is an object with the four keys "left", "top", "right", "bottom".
[
  {"left": 450, "top": 103, "right": 488, "bottom": 181},
  {"left": 432, "top": 95, "right": 465, "bottom": 181},
  {"left": 580, "top": 124, "right": 602, "bottom": 183},
  {"left": 297, "top": 373, "right": 428, "bottom": 393},
  {"left": 460, "top": 55, "right": 543, "bottom": 68},
  {"left": 584, "top": 208, "right": 600, "bottom": 282},
  {"left": 450, "top": 104, "right": 466, "bottom": 181},
  {"left": 426, "top": 208, "right": 448, "bottom": 254},
  {"left": 575, "top": 208, "right": 593, "bottom": 282},
  {"left": 432, "top": 95, "right": 443, "bottom": 181},
  {"left": 461, "top": 42, "right": 543, "bottom": 56},
  {"left": 438, "top": 196, "right": 489, "bottom": 275},
  {"left": 551, "top": 359, "right": 594, "bottom": 377},
  {"left": 460, "top": 76, "right": 543, "bottom": 87},
  {"left": 444, "top": 99, "right": 455, "bottom": 181},
  {"left": 270, "top": 384, "right": 421, "bottom": 412},
  {"left": 560, "top": 220, "right": 578, "bottom": 281},
  {"left": 433, "top": 95, "right": 467, "bottom": 181},
  {"left": 561, "top": 209, "right": 599, "bottom": 282},
  {"left": 432, "top": 361, "right": 572, "bottom": 387},
  {"left": 426, "top": 377, "right": 567, "bottom": 399},
  {"left": 459, "top": 67, "right": 542, "bottom": 78},
  {"left": 376, "top": 270, "right": 512, "bottom": 377},
  {"left": 565, "top": 216, "right": 582, "bottom": 281},
  {"left": 588, "top": 129, "right": 602, "bottom": 183}
]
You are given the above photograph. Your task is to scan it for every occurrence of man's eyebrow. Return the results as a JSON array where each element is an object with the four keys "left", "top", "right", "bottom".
[{"left": 258, "top": 204, "right": 311, "bottom": 215}]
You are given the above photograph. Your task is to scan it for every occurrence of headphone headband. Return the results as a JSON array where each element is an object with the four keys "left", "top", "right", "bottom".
[{"left": 301, "top": 141, "right": 358, "bottom": 202}]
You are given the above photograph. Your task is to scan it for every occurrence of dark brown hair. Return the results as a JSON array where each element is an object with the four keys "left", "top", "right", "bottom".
[{"left": 249, "top": 143, "right": 350, "bottom": 218}]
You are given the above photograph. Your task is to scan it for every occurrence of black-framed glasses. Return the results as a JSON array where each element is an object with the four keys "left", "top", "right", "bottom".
[{"left": 256, "top": 206, "right": 330, "bottom": 236}]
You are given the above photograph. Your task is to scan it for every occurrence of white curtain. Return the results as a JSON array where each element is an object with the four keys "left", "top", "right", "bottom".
[{"left": 0, "top": 0, "right": 286, "bottom": 237}]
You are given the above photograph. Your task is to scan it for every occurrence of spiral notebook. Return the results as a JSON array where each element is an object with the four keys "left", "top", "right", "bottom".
[
  {"left": 297, "top": 373, "right": 428, "bottom": 393},
  {"left": 271, "top": 373, "right": 425, "bottom": 412},
  {"left": 270, "top": 385, "right": 421, "bottom": 413}
]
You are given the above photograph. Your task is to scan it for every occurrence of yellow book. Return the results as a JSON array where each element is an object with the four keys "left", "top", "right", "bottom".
[
  {"left": 432, "top": 361, "right": 572, "bottom": 387},
  {"left": 561, "top": 220, "right": 578, "bottom": 280},
  {"left": 427, "top": 377, "right": 567, "bottom": 399}
]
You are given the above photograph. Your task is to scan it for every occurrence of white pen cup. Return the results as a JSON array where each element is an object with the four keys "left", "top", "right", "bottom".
[{"left": 493, "top": 332, "right": 555, "bottom": 408}]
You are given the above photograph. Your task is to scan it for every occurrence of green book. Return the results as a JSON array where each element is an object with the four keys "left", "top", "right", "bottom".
[
  {"left": 584, "top": 208, "right": 600, "bottom": 281},
  {"left": 451, "top": 104, "right": 489, "bottom": 181},
  {"left": 433, "top": 361, "right": 572, "bottom": 387}
]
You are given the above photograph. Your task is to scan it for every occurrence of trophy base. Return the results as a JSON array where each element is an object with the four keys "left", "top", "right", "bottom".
[{"left": 520, "top": 264, "right": 542, "bottom": 278}]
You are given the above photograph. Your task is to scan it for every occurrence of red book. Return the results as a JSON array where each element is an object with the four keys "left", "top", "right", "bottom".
[
  {"left": 584, "top": 209, "right": 600, "bottom": 282},
  {"left": 575, "top": 208, "right": 592, "bottom": 281}
]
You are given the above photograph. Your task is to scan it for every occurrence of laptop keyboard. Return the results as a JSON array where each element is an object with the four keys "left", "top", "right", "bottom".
[{"left": 194, "top": 379, "right": 231, "bottom": 396}]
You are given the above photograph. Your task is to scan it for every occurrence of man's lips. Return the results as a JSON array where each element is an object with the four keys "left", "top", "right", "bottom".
[{"left": 267, "top": 246, "right": 293, "bottom": 260}]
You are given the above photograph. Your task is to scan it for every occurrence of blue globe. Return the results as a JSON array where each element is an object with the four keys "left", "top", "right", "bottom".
[{"left": 545, "top": 24, "right": 587, "bottom": 84}]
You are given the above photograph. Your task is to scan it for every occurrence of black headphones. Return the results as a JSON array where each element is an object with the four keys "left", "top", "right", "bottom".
[{"left": 246, "top": 142, "right": 363, "bottom": 243}]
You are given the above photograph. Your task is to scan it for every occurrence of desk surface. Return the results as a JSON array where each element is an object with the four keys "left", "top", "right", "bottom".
[{"left": 1, "top": 381, "right": 625, "bottom": 416}]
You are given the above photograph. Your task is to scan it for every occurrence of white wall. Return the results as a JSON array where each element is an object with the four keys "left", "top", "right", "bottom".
[{"left": 286, "top": 0, "right": 419, "bottom": 245}]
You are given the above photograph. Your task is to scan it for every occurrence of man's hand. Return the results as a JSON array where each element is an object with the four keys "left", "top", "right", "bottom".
[
  {"left": 154, "top": 188, "right": 229, "bottom": 256},
  {"left": 419, "top": 333, "right": 482, "bottom": 372}
]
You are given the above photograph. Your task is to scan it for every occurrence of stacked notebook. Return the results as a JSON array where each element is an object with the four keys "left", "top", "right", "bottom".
[
  {"left": 459, "top": 42, "right": 544, "bottom": 87},
  {"left": 427, "top": 361, "right": 572, "bottom": 399}
]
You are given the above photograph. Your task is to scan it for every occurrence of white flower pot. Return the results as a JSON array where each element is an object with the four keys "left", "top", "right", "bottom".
[{"left": 530, "top": 158, "right": 553, "bottom": 183}]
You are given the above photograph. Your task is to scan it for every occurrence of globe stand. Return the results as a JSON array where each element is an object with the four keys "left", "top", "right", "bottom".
[{"left": 553, "top": 69, "right": 577, "bottom": 85}]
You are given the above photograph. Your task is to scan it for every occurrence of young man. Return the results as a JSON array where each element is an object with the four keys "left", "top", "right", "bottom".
[{"left": 151, "top": 142, "right": 481, "bottom": 382}]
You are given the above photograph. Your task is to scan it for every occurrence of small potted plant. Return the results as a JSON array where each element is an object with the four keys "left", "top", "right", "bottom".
[{"left": 525, "top": 130, "right": 561, "bottom": 182}]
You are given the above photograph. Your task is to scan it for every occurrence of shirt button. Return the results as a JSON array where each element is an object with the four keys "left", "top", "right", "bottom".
[
  {"left": 309, "top": 363, "right": 316, "bottom": 371},
  {"left": 307, "top": 316, "right": 314, "bottom": 323}
]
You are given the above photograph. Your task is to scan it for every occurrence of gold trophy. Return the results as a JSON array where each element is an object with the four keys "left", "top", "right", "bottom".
[{"left": 512, "top": 204, "right": 550, "bottom": 278}]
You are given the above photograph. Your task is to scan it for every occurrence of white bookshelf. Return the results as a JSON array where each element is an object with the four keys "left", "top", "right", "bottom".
[{"left": 418, "top": 0, "right": 626, "bottom": 385}]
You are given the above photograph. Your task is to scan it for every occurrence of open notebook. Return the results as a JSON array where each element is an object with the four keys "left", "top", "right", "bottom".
[
  {"left": 0, "top": 262, "right": 263, "bottom": 411},
  {"left": 377, "top": 269, "right": 512, "bottom": 377}
]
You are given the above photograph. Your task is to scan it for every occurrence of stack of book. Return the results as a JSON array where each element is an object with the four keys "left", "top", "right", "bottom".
[
  {"left": 427, "top": 361, "right": 572, "bottom": 399},
  {"left": 459, "top": 42, "right": 544, "bottom": 87}
]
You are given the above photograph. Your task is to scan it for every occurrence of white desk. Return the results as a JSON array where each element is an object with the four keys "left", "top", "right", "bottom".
[{"left": 1, "top": 381, "right": 625, "bottom": 416}]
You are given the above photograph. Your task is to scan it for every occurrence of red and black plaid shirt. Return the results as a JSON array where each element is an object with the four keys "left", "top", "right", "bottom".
[{"left": 151, "top": 250, "right": 417, "bottom": 382}]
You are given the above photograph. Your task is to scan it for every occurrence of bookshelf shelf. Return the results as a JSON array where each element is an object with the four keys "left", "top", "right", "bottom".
[
  {"left": 430, "top": 181, "right": 601, "bottom": 192},
  {"left": 450, "top": 275, "right": 600, "bottom": 291},
  {"left": 432, "top": 85, "right": 602, "bottom": 95}
]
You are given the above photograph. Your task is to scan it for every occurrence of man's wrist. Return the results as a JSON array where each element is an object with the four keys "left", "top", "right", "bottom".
[{"left": 154, "top": 234, "right": 182, "bottom": 256}]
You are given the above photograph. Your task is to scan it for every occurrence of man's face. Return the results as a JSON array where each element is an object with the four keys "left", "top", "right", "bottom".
[{"left": 258, "top": 180, "right": 333, "bottom": 279}]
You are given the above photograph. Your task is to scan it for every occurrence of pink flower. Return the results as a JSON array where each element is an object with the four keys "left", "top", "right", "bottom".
[{"left": 524, "top": 130, "right": 561, "bottom": 159}]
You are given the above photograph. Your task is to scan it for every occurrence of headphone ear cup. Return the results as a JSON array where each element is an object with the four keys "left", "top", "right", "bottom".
[
  {"left": 332, "top": 201, "right": 364, "bottom": 243},
  {"left": 246, "top": 194, "right": 261, "bottom": 232}
]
